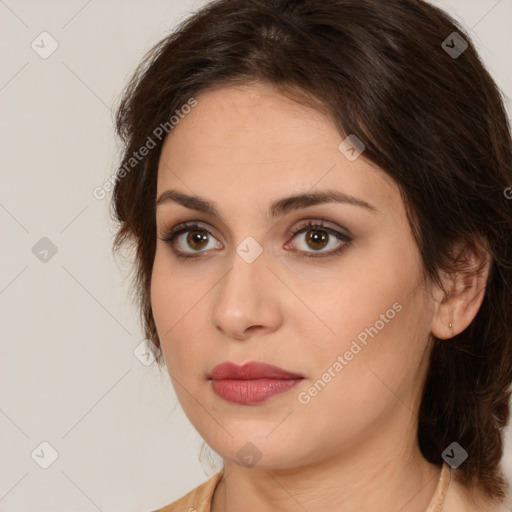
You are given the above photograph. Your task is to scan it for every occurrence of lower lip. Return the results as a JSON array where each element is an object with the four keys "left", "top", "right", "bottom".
[{"left": 211, "top": 378, "right": 303, "bottom": 405}]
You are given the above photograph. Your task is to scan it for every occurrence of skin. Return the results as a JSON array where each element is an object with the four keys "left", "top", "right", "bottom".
[{"left": 151, "top": 82, "right": 491, "bottom": 512}]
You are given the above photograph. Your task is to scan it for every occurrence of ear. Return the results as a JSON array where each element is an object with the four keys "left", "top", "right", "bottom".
[{"left": 430, "top": 238, "right": 491, "bottom": 340}]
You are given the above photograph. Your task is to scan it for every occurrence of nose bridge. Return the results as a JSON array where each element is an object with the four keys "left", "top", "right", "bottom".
[
  {"left": 211, "top": 246, "right": 281, "bottom": 339},
  {"left": 219, "top": 233, "right": 268, "bottom": 300}
]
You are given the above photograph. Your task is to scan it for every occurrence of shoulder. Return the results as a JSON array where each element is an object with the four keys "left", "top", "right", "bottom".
[{"left": 150, "top": 470, "right": 224, "bottom": 512}]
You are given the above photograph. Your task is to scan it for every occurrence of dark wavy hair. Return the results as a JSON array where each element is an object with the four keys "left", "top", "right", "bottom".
[{"left": 111, "top": 0, "right": 512, "bottom": 503}]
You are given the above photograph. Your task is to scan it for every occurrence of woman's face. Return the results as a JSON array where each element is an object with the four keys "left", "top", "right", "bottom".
[{"left": 151, "top": 82, "right": 436, "bottom": 469}]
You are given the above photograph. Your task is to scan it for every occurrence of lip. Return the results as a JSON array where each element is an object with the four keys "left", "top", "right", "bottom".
[
  {"left": 209, "top": 361, "right": 303, "bottom": 380},
  {"left": 209, "top": 362, "right": 304, "bottom": 405}
]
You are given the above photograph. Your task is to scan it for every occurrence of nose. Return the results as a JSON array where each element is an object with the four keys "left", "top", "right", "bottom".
[{"left": 211, "top": 250, "right": 283, "bottom": 341}]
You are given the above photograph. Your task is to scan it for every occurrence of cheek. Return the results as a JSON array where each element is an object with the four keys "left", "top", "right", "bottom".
[
  {"left": 150, "top": 252, "right": 205, "bottom": 374},
  {"left": 292, "top": 294, "right": 430, "bottom": 450},
  {"left": 296, "top": 245, "right": 427, "bottom": 384},
  {"left": 316, "top": 287, "right": 430, "bottom": 409},
  {"left": 296, "top": 264, "right": 407, "bottom": 346}
]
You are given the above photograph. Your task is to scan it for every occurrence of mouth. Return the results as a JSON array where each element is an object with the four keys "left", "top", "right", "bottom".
[{"left": 208, "top": 361, "right": 304, "bottom": 405}]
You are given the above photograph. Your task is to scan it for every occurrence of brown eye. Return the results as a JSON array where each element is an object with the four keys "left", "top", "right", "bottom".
[
  {"left": 304, "top": 229, "right": 329, "bottom": 251},
  {"left": 287, "top": 221, "right": 352, "bottom": 258},
  {"left": 186, "top": 230, "right": 209, "bottom": 250},
  {"left": 160, "top": 223, "right": 223, "bottom": 258},
  {"left": 161, "top": 220, "right": 352, "bottom": 260}
]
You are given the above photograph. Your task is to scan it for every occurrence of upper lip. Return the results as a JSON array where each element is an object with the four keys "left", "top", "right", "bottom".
[{"left": 209, "top": 361, "right": 303, "bottom": 380}]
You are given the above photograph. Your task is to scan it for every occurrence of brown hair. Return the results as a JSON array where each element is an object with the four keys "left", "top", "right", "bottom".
[{"left": 111, "top": 0, "right": 512, "bottom": 502}]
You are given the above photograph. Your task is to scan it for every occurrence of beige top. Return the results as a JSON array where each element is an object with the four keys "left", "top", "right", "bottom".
[{"left": 151, "top": 462, "right": 452, "bottom": 512}]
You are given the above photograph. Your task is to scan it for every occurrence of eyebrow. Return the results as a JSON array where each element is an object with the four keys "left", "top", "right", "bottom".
[{"left": 155, "top": 189, "right": 377, "bottom": 218}]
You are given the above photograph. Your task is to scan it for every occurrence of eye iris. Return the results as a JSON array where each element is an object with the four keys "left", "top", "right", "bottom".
[
  {"left": 187, "top": 230, "right": 208, "bottom": 250},
  {"left": 306, "top": 229, "right": 328, "bottom": 250},
  {"left": 180, "top": 228, "right": 333, "bottom": 252}
]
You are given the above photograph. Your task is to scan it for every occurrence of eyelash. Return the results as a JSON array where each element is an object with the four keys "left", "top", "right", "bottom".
[{"left": 159, "top": 220, "right": 352, "bottom": 260}]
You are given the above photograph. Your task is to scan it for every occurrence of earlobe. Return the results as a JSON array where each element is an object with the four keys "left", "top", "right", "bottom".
[{"left": 430, "top": 239, "right": 490, "bottom": 340}]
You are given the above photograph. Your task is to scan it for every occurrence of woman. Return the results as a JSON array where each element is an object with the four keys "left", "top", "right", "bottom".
[{"left": 111, "top": 0, "right": 512, "bottom": 510}]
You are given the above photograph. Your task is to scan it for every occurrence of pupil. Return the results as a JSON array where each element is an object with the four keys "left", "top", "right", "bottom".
[
  {"left": 188, "top": 231, "right": 208, "bottom": 249},
  {"left": 307, "top": 230, "right": 328, "bottom": 250}
]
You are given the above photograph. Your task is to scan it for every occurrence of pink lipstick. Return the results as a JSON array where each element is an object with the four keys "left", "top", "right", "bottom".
[{"left": 209, "top": 361, "right": 303, "bottom": 405}]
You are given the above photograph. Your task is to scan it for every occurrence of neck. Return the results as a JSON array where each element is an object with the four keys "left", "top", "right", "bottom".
[{"left": 211, "top": 432, "right": 442, "bottom": 512}]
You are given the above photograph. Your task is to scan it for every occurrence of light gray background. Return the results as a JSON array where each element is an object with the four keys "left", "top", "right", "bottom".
[{"left": 1, "top": 0, "right": 511, "bottom": 511}]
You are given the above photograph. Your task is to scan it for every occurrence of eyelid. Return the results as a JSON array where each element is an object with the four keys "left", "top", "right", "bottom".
[
  {"left": 287, "top": 218, "right": 351, "bottom": 239},
  {"left": 161, "top": 220, "right": 221, "bottom": 242},
  {"left": 284, "top": 219, "right": 351, "bottom": 257},
  {"left": 159, "top": 219, "right": 352, "bottom": 258},
  {"left": 160, "top": 221, "right": 224, "bottom": 254}
]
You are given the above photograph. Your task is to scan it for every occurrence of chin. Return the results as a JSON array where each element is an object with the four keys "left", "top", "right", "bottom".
[{"left": 209, "top": 435, "right": 309, "bottom": 471}]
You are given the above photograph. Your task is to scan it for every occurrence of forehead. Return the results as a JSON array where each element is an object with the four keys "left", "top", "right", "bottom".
[
  {"left": 156, "top": 83, "right": 399, "bottom": 215},
  {"left": 162, "top": 83, "right": 334, "bottom": 161}
]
